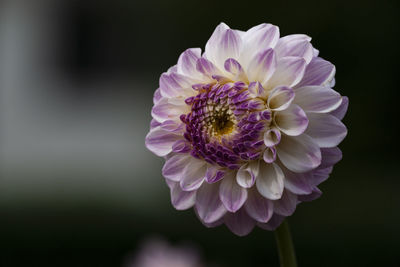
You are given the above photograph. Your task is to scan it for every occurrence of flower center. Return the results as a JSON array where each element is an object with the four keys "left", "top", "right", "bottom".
[{"left": 181, "top": 81, "right": 270, "bottom": 169}]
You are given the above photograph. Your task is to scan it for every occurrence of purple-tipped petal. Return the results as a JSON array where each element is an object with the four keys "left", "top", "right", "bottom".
[
  {"left": 162, "top": 153, "right": 192, "bottom": 181},
  {"left": 330, "top": 96, "right": 349, "bottom": 120},
  {"left": 295, "top": 86, "right": 342, "bottom": 113},
  {"left": 298, "top": 187, "right": 322, "bottom": 202},
  {"left": 264, "top": 128, "right": 281, "bottom": 147},
  {"left": 166, "top": 179, "right": 196, "bottom": 210},
  {"left": 236, "top": 161, "right": 259, "bottom": 188},
  {"left": 275, "top": 36, "right": 313, "bottom": 64},
  {"left": 256, "top": 163, "right": 285, "bottom": 200},
  {"left": 177, "top": 48, "right": 202, "bottom": 77},
  {"left": 205, "top": 166, "right": 225, "bottom": 183},
  {"left": 196, "top": 58, "right": 219, "bottom": 77},
  {"left": 267, "top": 57, "right": 307, "bottom": 89},
  {"left": 244, "top": 188, "right": 274, "bottom": 223},
  {"left": 145, "top": 126, "right": 182, "bottom": 157},
  {"left": 263, "top": 147, "right": 277, "bottom": 163},
  {"left": 195, "top": 182, "right": 227, "bottom": 224},
  {"left": 247, "top": 48, "right": 276, "bottom": 84},
  {"left": 224, "top": 208, "right": 255, "bottom": 236},
  {"left": 275, "top": 104, "right": 309, "bottom": 136},
  {"left": 224, "top": 58, "right": 248, "bottom": 82},
  {"left": 219, "top": 172, "right": 248, "bottom": 212},
  {"left": 267, "top": 86, "right": 295, "bottom": 111},
  {"left": 277, "top": 134, "right": 321, "bottom": 173},
  {"left": 296, "top": 57, "right": 336, "bottom": 88},
  {"left": 305, "top": 113, "right": 347, "bottom": 148}
]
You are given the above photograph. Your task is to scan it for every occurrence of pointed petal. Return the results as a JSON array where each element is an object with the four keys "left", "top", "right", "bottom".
[
  {"left": 275, "top": 104, "right": 309, "bottom": 136},
  {"left": 275, "top": 36, "right": 313, "bottom": 64},
  {"left": 204, "top": 22, "right": 230, "bottom": 64},
  {"left": 282, "top": 168, "right": 313, "bottom": 195},
  {"left": 224, "top": 208, "right": 255, "bottom": 236},
  {"left": 162, "top": 153, "right": 192, "bottom": 181},
  {"left": 145, "top": 126, "right": 182, "bottom": 157},
  {"left": 319, "top": 147, "right": 342, "bottom": 168},
  {"left": 195, "top": 182, "right": 227, "bottom": 224},
  {"left": 295, "top": 86, "right": 342, "bottom": 113},
  {"left": 256, "top": 163, "right": 285, "bottom": 200},
  {"left": 306, "top": 113, "right": 347, "bottom": 148},
  {"left": 277, "top": 134, "right": 321, "bottom": 173},
  {"left": 219, "top": 172, "right": 248, "bottom": 212},
  {"left": 177, "top": 48, "right": 202, "bottom": 77},
  {"left": 246, "top": 48, "right": 276, "bottom": 84},
  {"left": 244, "top": 188, "right": 274, "bottom": 223},
  {"left": 166, "top": 180, "right": 196, "bottom": 210},
  {"left": 267, "top": 57, "right": 307, "bottom": 89},
  {"left": 179, "top": 158, "right": 206, "bottom": 191},
  {"left": 298, "top": 187, "right": 322, "bottom": 202},
  {"left": 296, "top": 57, "right": 336, "bottom": 87},
  {"left": 258, "top": 213, "right": 285, "bottom": 231}
]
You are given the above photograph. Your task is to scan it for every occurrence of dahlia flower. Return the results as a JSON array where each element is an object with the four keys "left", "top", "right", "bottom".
[{"left": 146, "top": 22, "right": 348, "bottom": 236}]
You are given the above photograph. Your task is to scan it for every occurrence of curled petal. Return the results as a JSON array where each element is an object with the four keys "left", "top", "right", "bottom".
[
  {"left": 236, "top": 161, "right": 260, "bottom": 188},
  {"left": 219, "top": 172, "right": 248, "bottom": 212},
  {"left": 294, "top": 86, "right": 342, "bottom": 113},
  {"left": 267, "top": 86, "right": 295, "bottom": 111},
  {"left": 145, "top": 126, "right": 182, "bottom": 157},
  {"left": 256, "top": 163, "right": 285, "bottom": 200},
  {"left": 195, "top": 182, "right": 227, "bottom": 224},
  {"left": 166, "top": 180, "right": 196, "bottom": 210},
  {"left": 277, "top": 134, "right": 321, "bottom": 173},
  {"left": 306, "top": 113, "right": 347, "bottom": 148},
  {"left": 248, "top": 82, "right": 266, "bottom": 98},
  {"left": 224, "top": 208, "right": 255, "bottom": 236},
  {"left": 263, "top": 147, "right": 277, "bottom": 163},
  {"left": 275, "top": 104, "right": 309, "bottom": 136},
  {"left": 244, "top": 188, "right": 274, "bottom": 223},
  {"left": 264, "top": 128, "right": 281, "bottom": 147}
]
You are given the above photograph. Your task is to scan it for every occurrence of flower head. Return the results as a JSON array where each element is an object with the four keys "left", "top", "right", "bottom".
[{"left": 146, "top": 22, "right": 348, "bottom": 236}]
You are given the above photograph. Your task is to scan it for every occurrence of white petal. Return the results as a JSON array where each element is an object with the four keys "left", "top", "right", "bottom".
[
  {"left": 204, "top": 22, "right": 230, "bottom": 64},
  {"left": 274, "top": 104, "right": 309, "bottom": 136},
  {"left": 177, "top": 48, "right": 202, "bottom": 78},
  {"left": 195, "top": 182, "right": 227, "bottom": 224},
  {"left": 266, "top": 57, "right": 307, "bottom": 89},
  {"left": 306, "top": 113, "right": 347, "bottom": 148},
  {"left": 267, "top": 86, "right": 295, "bottom": 111},
  {"left": 145, "top": 126, "right": 182, "bottom": 157},
  {"left": 246, "top": 48, "right": 276, "bottom": 84},
  {"left": 275, "top": 35, "right": 313, "bottom": 64},
  {"left": 151, "top": 97, "right": 189, "bottom": 123},
  {"left": 263, "top": 147, "right": 277, "bottom": 163},
  {"left": 295, "top": 86, "right": 342, "bottom": 113},
  {"left": 277, "top": 134, "right": 321, "bottom": 173},
  {"left": 219, "top": 172, "right": 248, "bottom": 212},
  {"left": 179, "top": 158, "right": 207, "bottom": 191},
  {"left": 240, "top": 23, "right": 279, "bottom": 69},
  {"left": 236, "top": 161, "right": 260, "bottom": 188},
  {"left": 162, "top": 154, "right": 192, "bottom": 181},
  {"left": 256, "top": 163, "right": 285, "bottom": 200}
]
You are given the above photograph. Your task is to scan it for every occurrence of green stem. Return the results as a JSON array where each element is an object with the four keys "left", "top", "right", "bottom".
[{"left": 274, "top": 219, "right": 298, "bottom": 267}]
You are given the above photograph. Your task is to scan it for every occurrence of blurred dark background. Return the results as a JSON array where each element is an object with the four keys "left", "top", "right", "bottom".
[{"left": 0, "top": 0, "right": 399, "bottom": 266}]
